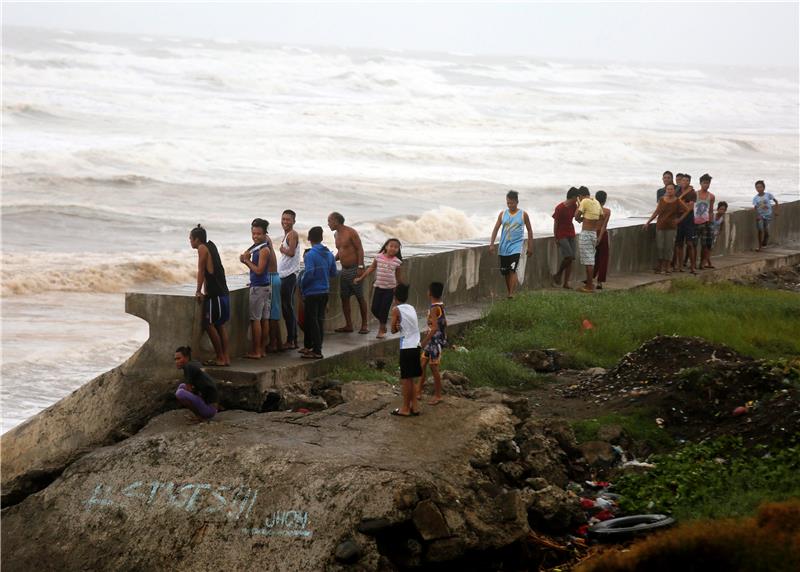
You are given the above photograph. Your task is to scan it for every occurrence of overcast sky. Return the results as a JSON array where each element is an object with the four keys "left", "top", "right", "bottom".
[{"left": 3, "top": 1, "right": 798, "bottom": 68}]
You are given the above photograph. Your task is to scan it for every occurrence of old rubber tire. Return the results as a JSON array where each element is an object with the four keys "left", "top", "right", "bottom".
[{"left": 588, "top": 514, "right": 675, "bottom": 541}]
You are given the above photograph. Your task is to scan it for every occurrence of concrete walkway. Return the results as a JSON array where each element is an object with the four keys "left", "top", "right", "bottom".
[{"left": 205, "top": 243, "right": 800, "bottom": 389}]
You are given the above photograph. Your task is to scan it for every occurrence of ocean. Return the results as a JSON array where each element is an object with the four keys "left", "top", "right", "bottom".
[{"left": 2, "top": 26, "right": 798, "bottom": 432}]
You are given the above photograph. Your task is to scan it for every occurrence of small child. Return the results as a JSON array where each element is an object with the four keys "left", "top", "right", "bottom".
[
  {"left": 354, "top": 238, "right": 403, "bottom": 339},
  {"left": 708, "top": 201, "right": 728, "bottom": 266},
  {"left": 390, "top": 284, "right": 421, "bottom": 417},
  {"left": 417, "top": 281, "right": 447, "bottom": 406}
]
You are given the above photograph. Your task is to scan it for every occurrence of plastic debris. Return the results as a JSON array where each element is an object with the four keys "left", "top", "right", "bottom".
[
  {"left": 622, "top": 460, "right": 656, "bottom": 469},
  {"left": 732, "top": 405, "right": 749, "bottom": 416}
]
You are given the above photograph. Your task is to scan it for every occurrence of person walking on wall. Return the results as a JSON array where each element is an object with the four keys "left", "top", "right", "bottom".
[{"left": 489, "top": 190, "right": 534, "bottom": 298}]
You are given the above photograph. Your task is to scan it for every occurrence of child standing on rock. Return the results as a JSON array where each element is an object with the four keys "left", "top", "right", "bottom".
[
  {"left": 354, "top": 238, "right": 403, "bottom": 339},
  {"left": 417, "top": 281, "right": 447, "bottom": 406},
  {"left": 390, "top": 284, "right": 421, "bottom": 417}
]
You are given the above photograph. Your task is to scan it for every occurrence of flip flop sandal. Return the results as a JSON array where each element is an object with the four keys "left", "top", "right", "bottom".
[
  {"left": 358, "top": 329, "right": 370, "bottom": 335},
  {"left": 334, "top": 327, "right": 354, "bottom": 333},
  {"left": 391, "top": 408, "right": 412, "bottom": 417}
]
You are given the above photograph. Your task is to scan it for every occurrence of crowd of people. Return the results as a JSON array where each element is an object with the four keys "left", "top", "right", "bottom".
[{"left": 175, "top": 176, "right": 781, "bottom": 420}]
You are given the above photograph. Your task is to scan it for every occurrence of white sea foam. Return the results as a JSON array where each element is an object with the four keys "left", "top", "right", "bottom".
[{"left": 1, "top": 26, "right": 798, "bottom": 433}]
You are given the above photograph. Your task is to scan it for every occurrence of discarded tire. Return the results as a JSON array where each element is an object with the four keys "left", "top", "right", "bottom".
[{"left": 588, "top": 514, "right": 675, "bottom": 541}]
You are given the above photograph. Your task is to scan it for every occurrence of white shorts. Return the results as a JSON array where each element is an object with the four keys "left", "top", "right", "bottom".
[{"left": 579, "top": 230, "right": 597, "bottom": 265}]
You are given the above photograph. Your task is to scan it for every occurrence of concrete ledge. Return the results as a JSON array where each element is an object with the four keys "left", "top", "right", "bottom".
[{"left": 126, "top": 201, "right": 800, "bottom": 372}]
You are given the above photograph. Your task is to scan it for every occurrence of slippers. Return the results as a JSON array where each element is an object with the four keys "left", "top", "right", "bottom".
[
  {"left": 334, "top": 327, "right": 354, "bottom": 333},
  {"left": 202, "top": 359, "right": 228, "bottom": 367},
  {"left": 411, "top": 411, "right": 421, "bottom": 416},
  {"left": 358, "top": 328, "right": 370, "bottom": 335},
  {"left": 428, "top": 399, "right": 442, "bottom": 406},
  {"left": 243, "top": 354, "right": 262, "bottom": 360},
  {"left": 301, "top": 353, "right": 323, "bottom": 360},
  {"left": 391, "top": 408, "right": 412, "bottom": 417}
]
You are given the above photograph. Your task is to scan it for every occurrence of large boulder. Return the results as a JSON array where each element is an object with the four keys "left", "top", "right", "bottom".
[{"left": 2, "top": 389, "right": 540, "bottom": 571}]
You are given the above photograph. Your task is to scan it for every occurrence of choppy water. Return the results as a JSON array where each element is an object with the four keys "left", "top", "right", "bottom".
[{"left": 2, "top": 26, "right": 798, "bottom": 432}]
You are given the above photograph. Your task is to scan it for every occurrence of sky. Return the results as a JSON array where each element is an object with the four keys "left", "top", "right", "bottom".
[{"left": 2, "top": 1, "right": 799, "bottom": 68}]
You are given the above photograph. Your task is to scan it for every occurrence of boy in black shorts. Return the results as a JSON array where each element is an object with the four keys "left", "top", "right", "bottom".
[{"left": 390, "top": 284, "right": 422, "bottom": 417}]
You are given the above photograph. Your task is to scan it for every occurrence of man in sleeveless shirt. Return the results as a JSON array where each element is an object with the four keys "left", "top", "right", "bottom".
[
  {"left": 694, "top": 174, "right": 716, "bottom": 269},
  {"left": 489, "top": 190, "right": 534, "bottom": 298},
  {"left": 278, "top": 209, "right": 300, "bottom": 350},
  {"left": 240, "top": 218, "right": 272, "bottom": 359},
  {"left": 190, "top": 225, "right": 230, "bottom": 366}
]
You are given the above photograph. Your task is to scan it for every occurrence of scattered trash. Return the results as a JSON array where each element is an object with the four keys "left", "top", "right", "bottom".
[
  {"left": 622, "top": 460, "right": 656, "bottom": 470},
  {"left": 732, "top": 405, "right": 749, "bottom": 416},
  {"left": 581, "top": 319, "right": 595, "bottom": 331},
  {"left": 655, "top": 418, "right": 665, "bottom": 427},
  {"left": 296, "top": 408, "right": 311, "bottom": 414},
  {"left": 588, "top": 514, "right": 676, "bottom": 541}
]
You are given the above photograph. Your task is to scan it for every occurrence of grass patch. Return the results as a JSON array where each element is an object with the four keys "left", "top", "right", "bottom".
[
  {"left": 440, "top": 346, "right": 542, "bottom": 388},
  {"left": 615, "top": 437, "right": 800, "bottom": 522},
  {"left": 454, "top": 280, "right": 800, "bottom": 369},
  {"left": 571, "top": 412, "right": 674, "bottom": 450}
]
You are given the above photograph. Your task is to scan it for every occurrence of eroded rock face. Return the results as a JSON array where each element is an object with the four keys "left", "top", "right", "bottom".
[{"left": 2, "top": 386, "right": 555, "bottom": 571}]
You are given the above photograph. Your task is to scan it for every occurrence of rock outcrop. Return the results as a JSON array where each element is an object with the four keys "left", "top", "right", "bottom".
[{"left": 2, "top": 382, "right": 583, "bottom": 571}]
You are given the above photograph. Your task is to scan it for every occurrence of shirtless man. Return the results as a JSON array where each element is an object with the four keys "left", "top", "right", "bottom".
[
  {"left": 327, "top": 212, "right": 369, "bottom": 334},
  {"left": 574, "top": 186, "right": 605, "bottom": 293}
]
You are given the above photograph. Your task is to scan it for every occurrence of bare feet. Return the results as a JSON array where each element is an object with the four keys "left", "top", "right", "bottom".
[
  {"left": 243, "top": 353, "right": 262, "bottom": 359},
  {"left": 429, "top": 397, "right": 443, "bottom": 406}
]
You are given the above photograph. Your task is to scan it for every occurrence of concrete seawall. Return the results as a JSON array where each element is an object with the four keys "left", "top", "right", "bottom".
[
  {"left": 128, "top": 201, "right": 800, "bottom": 371},
  {"left": 2, "top": 200, "right": 798, "bottom": 506}
]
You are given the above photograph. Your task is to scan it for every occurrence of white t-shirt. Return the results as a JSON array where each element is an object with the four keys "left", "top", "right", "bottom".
[{"left": 397, "top": 303, "right": 420, "bottom": 349}]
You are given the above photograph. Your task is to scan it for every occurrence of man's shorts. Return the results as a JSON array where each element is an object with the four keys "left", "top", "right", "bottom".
[
  {"left": 697, "top": 222, "right": 714, "bottom": 249},
  {"left": 249, "top": 285, "right": 272, "bottom": 321},
  {"left": 422, "top": 343, "right": 442, "bottom": 366},
  {"left": 204, "top": 295, "right": 230, "bottom": 327},
  {"left": 340, "top": 266, "right": 365, "bottom": 301},
  {"left": 269, "top": 273, "right": 282, "bottom": 320},
  {"left": 557, "top": 237, "right": 576, "bottom": 260},
  {"left": 499, "top": 253, "right": 520, "bottom": 276},
  {"left": 756, "top": 217, "right": 771, "bottom": 232},
  {"left": 578, "top": 230, "right": 597, "bottom": 265},
  {"left": 675, "top": 221, "right": 697, "bottom": 244}
]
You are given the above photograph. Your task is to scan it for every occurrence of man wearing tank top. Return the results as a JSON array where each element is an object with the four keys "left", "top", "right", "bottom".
[
  {"left": 189, "top": 225, "right": 230, "bottom": 367},
  {"left": 489, "top": 190, "right": 534, "bottom": 298},
  {"left": 278, "top": 209, "right": 300, "bottom": 350},
  {"left": 694, "top": 174, "right": 716, "bottom": 269}
]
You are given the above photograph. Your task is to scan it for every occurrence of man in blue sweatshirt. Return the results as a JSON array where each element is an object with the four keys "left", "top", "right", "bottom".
[{"left": 299, "top": 226, "right": 338, "bottom": 359}]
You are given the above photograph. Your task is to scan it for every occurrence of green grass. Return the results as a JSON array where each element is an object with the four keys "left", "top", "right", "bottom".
[
  {"left": 571, "top": 412, "right": 674, "bottom": 450},
  {"left": 615, "top": 437, "right": 800, "bottom": 521},
  {"left": 452, "top": 280, "right": 800, "bottom": 371}
]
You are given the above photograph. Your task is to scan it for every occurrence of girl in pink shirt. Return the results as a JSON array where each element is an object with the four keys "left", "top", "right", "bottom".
[{"left": 355, "top": 238, "right": 403, "bottom": 338}]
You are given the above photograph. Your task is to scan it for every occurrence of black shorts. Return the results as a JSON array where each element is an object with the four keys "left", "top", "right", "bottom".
[
  {"left": 675, "top": 222, "right": 696, "bottom": 244},
  {"left": 371, "top": 286, "right": 395, "bottom": 324},
  {"left": 399, "top": 347, "right": 422, "bottom": 379},
  {"left": 204, "top": 295, "right": 230, "bottom": 326},
  {"left": 499, "top": 254, "right": 520, "bottom": 276}
]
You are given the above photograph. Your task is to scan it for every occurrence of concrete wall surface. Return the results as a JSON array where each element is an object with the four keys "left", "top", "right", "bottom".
[{"left": 126, "top": 201, "right": 800, "bottom": 372}]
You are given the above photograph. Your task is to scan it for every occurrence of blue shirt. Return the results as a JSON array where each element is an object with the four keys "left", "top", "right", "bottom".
[
  {"left": 753, "top": 192, "right": 776, "bottom": 219},
  {"left": 499, "top": 209, "right": 525, "bottom": 256},
  {"left": 301, "top": 243, "right": 338, "bottom": 296},
  {"left": 248, "top": 243, "right": 270, "bottom": 287}
]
